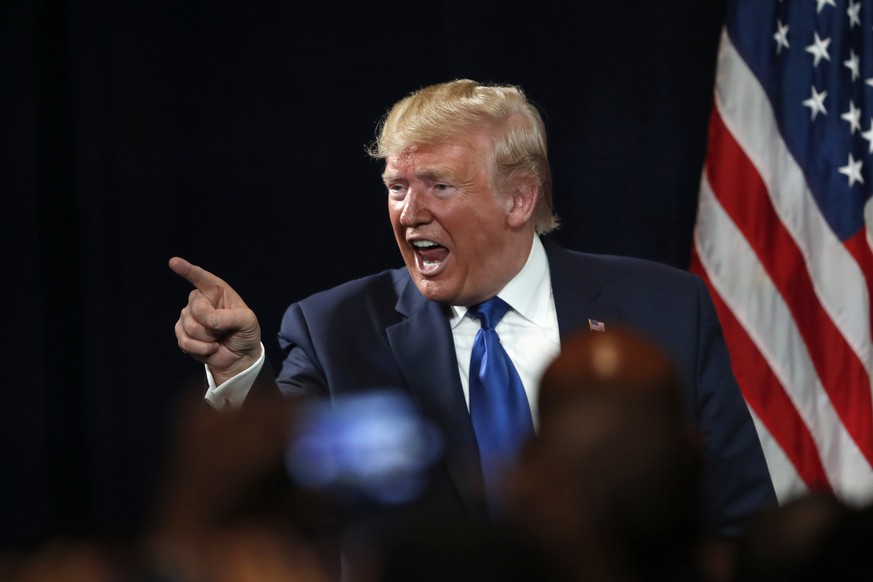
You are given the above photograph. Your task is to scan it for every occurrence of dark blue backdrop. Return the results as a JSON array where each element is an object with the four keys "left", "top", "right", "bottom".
[{"left": 3, "top": 0, "right": 726, "bottom": 549}]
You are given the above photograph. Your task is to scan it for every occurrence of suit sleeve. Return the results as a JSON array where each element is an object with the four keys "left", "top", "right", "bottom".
[
  {"left": 275, "top": 301, "right": 330, "bottom": 400},
  {"left": 197, "top": 300, "right": 326, "bottom": 410},
  {"left": 693, "top": 276, "right": 778, "bottom": 537}
]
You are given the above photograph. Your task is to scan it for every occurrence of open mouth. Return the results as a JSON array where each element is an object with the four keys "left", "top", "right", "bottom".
[{"left": 411, "top": 240, "right": 449, "bottom": 275}]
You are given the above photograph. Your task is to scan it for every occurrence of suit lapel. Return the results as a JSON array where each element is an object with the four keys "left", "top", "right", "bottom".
[
  {"left": 543, "top": 237, "right": 621, "bottom": 340},
  {"left": 386, "top": 274, "right": 486, "bottom": 518}
]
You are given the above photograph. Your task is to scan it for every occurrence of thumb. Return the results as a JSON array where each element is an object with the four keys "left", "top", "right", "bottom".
[{"left": 202, "top": 284, "right": 225, "bottom": 310}]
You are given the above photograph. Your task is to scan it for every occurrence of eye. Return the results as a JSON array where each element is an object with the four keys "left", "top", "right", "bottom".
[
  {"left": 387, "top": 182, "right": 408, "bottom": 200},
  {"left": 433, "top": 182, "right": 455, "bottom": 197}
]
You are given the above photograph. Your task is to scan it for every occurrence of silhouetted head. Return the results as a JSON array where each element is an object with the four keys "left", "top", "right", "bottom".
[{"left": 510, "top": 326, "right": 702, "bottom": 581}]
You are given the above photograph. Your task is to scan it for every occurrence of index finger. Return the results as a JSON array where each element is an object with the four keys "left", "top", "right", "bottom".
[{"left": 168, "top": 256, "right": 227, "bottom": 292}]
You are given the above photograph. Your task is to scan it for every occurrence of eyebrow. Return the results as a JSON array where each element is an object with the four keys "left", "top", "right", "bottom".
[{"left": 382, "top": 168, "right": 452, "bottom": 183}]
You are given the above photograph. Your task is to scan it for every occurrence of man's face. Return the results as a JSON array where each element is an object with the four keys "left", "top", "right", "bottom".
[{"left": 384, "top": 133, "right": 533, "bottom": 306}]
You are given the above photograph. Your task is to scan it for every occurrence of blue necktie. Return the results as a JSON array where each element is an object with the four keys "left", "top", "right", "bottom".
[{"left": 467, "top": 297, "right": 534, "bottom": 501}]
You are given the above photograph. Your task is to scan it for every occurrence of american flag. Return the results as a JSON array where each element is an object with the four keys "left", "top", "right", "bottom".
[{"left": 692, "top": 0, "right": 873, "bottom": 505}]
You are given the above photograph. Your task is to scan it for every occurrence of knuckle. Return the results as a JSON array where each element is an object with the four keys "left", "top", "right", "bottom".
[
  {"left": 174, "top": 319, "right": 186, "bottom": 340},
  {"left": 183, "top": 317, "right": 199, "bottom": 337},
  {"left": 177, "top": 335, "right": 194, "bottom": 353}
]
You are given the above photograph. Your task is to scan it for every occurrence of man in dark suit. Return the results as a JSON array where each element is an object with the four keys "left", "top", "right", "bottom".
[{"left": 171, "top": 79, "right": 775, "bottom": 542}]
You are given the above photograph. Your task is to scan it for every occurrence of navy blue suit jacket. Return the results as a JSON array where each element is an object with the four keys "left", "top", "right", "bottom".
[{"left": 272, "top": 237, "right": 777, "bottom": 537}]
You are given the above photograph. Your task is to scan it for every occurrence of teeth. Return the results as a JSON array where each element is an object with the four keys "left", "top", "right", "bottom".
[{"left": 412, "top": 240, "right": 438, "bottom": 249}]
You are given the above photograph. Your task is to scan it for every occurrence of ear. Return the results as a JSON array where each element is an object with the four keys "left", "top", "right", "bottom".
[{"left": 506, "top": 177, "right": 538, "bottom": 229}]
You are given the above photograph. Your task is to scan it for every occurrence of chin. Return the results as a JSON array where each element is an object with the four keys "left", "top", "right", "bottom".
[{"left": 412, "top": 277, "right": 456, "bottom": 305}]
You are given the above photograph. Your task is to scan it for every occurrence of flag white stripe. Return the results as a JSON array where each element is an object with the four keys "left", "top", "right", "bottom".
[
  {"left": 866, "top": 197, "right": 873, "bottom": 250},
  {"left": 747, "top": 407, "right": 809, "bottom": 504}
]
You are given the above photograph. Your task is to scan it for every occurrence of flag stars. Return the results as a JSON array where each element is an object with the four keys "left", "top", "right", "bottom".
[
  {"left": 848, "top": 1, "right": 862, "bottom": 29},
  {"left": 806, "top": 32, "right": 831, "bottom": 67},
  {"left": 816, "top": 0, "right": 836, "bottom": 14},
  {"left": 861, "top": 120, "right": 873, "bottom": 153},
  {"left": 838, "top": 153, "right": 864, "bottom": 187},
  {"left": 803, "top": 86, "right": 828, "bottom": 120},
  {"left": 842, "top": 102, "right": 862, "bottom": 134},
  {"left": 774, "top": 20, "right": 790, "bottom": 54},
  {"left": 844, "top": 50, "right": 860, "bottom": 81}
]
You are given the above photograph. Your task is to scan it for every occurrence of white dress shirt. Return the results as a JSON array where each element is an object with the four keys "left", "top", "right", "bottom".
[
  {"left": 448, "top": 236, "right": 560, "bottom": 429},
  {"left": 205, "top": 236, "right": 562, "bottom": 422}
]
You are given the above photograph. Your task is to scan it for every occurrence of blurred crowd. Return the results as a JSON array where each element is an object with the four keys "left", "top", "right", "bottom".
[{"left": 3, "top": 327, "right": 871, "bottom": 582}]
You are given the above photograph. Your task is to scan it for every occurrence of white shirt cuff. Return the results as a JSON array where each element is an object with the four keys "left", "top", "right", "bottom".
[{"left": 203, "top": 343, "right": 266, "bottom": 411}]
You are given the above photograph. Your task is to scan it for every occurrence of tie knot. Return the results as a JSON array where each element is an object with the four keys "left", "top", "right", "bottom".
[{"left": 468, "top": 296, "right": 512, "bottom": 329}]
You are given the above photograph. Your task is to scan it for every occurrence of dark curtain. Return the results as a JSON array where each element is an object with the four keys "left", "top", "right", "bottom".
[{"left": 2, "top": 0, "right": 726, "bottom": 549}]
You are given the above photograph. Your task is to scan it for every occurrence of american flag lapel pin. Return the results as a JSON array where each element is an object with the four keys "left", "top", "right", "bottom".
[{"left": 588, "top": 318, "right": 606, "bottom": 332}]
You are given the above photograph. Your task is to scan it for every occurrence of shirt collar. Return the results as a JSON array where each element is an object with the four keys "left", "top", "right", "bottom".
[{"left": 449, "top": 236, "right": 552, "bottom": 328}]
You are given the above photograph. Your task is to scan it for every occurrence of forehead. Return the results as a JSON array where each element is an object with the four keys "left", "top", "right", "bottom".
[{"left": 382, "top": 136, "right": 493, "bottom": 180}]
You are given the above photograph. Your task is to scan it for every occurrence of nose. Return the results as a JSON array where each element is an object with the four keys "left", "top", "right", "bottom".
[{"left": 398, "top": 187, "right": 432, "bottom": 227}]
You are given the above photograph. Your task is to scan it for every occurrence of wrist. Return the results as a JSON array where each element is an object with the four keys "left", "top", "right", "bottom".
[{"left": 209, "top": 344, "right": 264, "bottom": 387}]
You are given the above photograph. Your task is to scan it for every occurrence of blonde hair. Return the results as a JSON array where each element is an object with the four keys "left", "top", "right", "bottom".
[{"left": 368, "top": 79, "right": 559, "bottom": 234}]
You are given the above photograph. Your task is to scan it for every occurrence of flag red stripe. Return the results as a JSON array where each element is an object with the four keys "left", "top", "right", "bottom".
[
  {"left": 704, "top": 107, "right": 873, "bottom": 467},
  {"left": 691, "top": 248, "right": 833, "bottom": 492}
]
